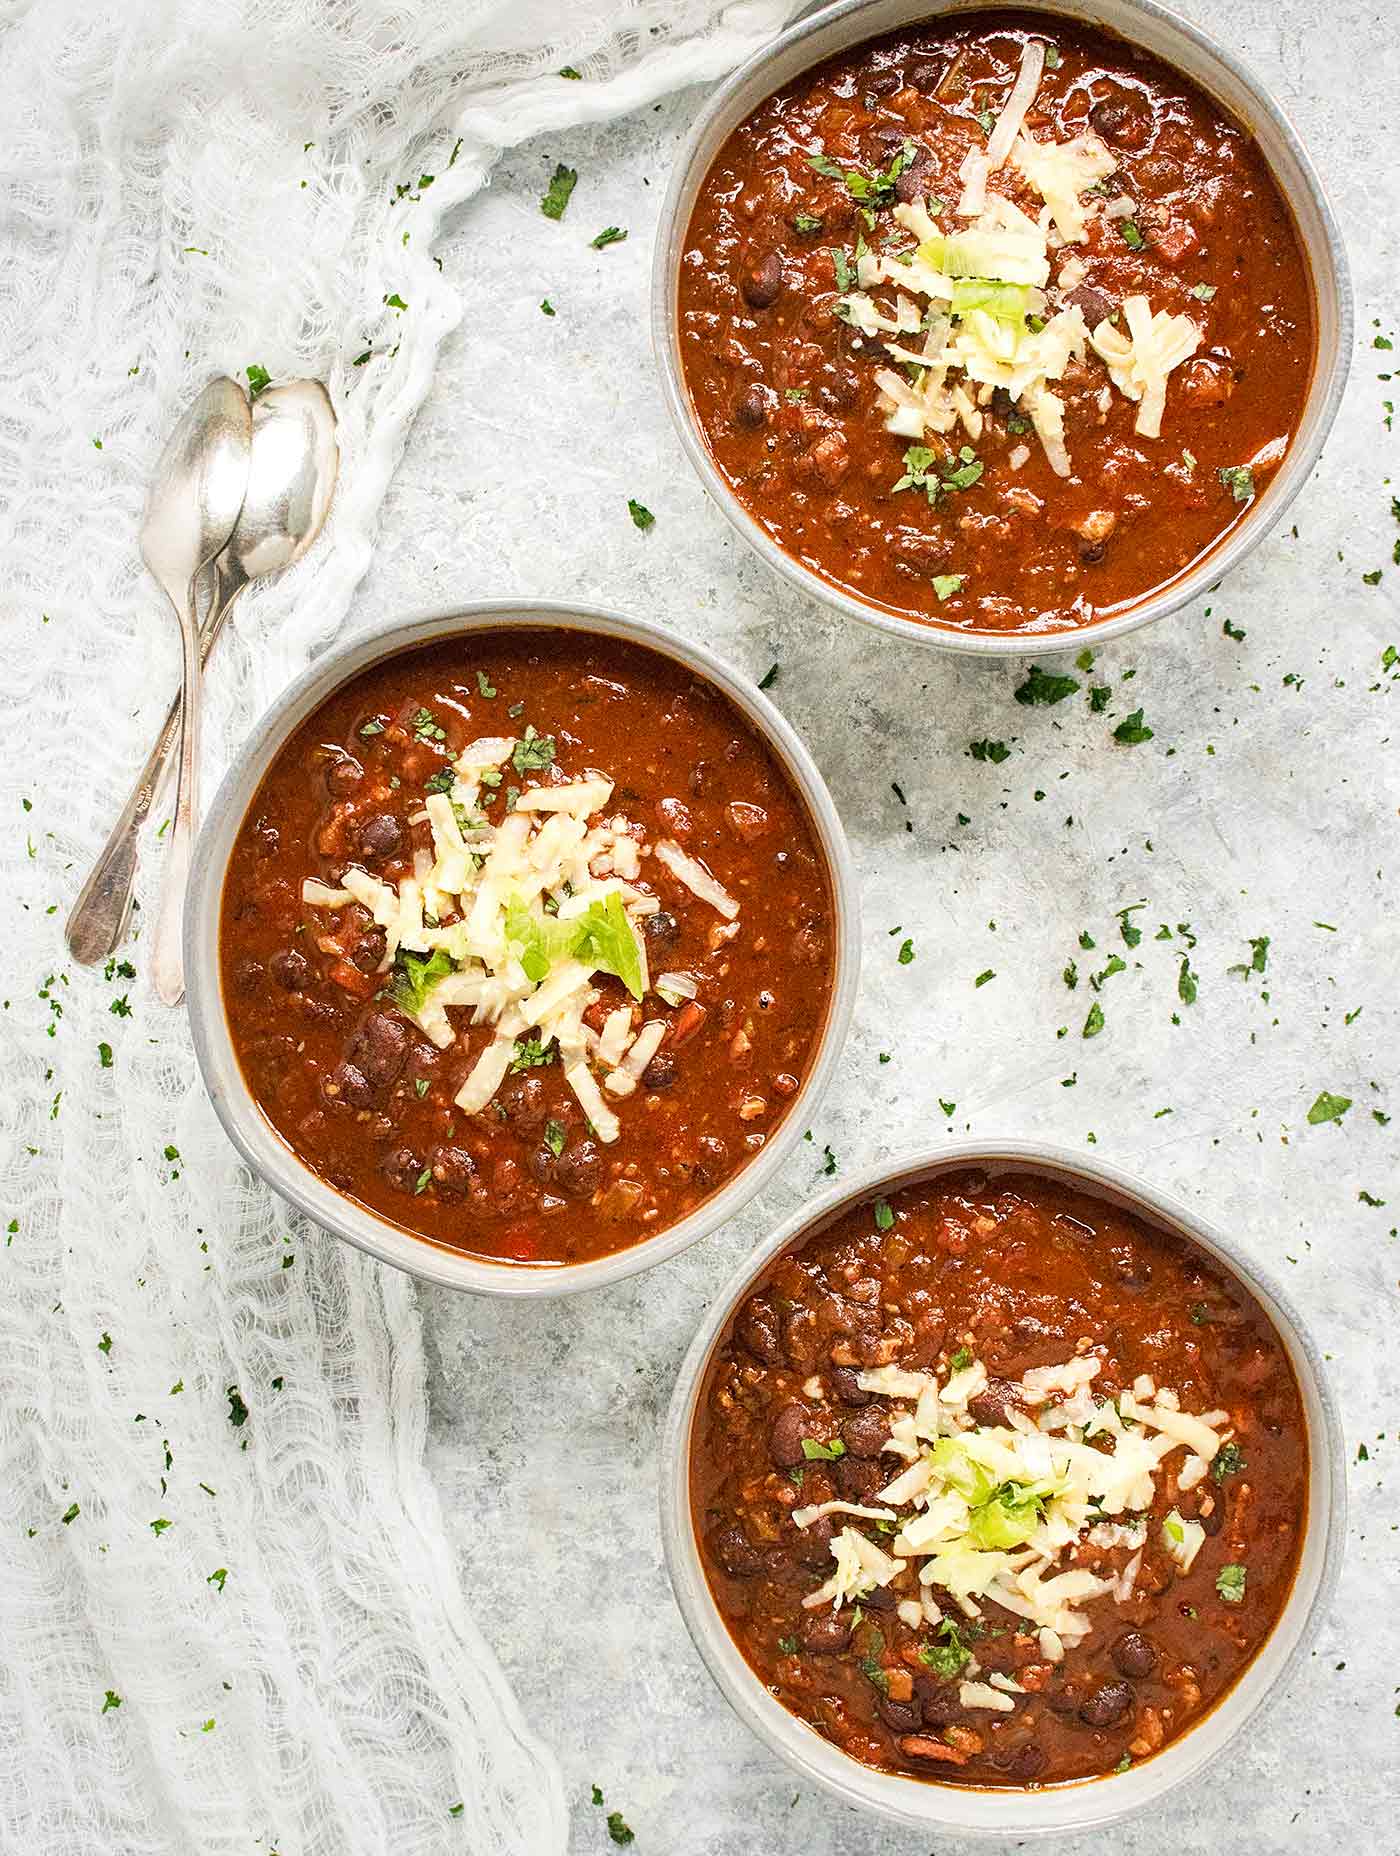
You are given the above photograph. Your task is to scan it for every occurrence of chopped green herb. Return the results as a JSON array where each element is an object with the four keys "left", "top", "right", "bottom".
[
  {"left": 918, "top": 1617, "right": 971, "bottom": 1678},
  {"left": 101, "top": 1690, "right": 122, "bottom": 1714},
  {"left": 794, "top": 213, "right": 823, "bottom": 233},
  {"left": 225, "top": 1386, "right": 248, "bottom": 1428},
  {"left": 544, "top": 1118, "right": 567, "bottom": 1157},
  {"left": 245, "top": 363, "right": 271, "bottom": 398},
  {"left": 1083, "top": 1001, "right": 1105, "bottom": 1038},
  {"left": 1218, "top": 464, "right": 1255, "bottom": 504},
  {"left": 511, "top": 726, "right": 556, "bottom": 773},
  {"left": 778, "top": 1634, "right": 800, "bottom": 1654},
  {"left": 1113, "top": 708, "right": 1153, "bottom": 745},
  {"left": 758, "top": 662, "right": 780, "bottom": 690},
  {"left": 969, "top": 738, "right": 1011, "bottom": 763},
  {"left": 540, "top": 164, "right": 577, "bottom": 220},
  {"left": 98, "top": 1042, "right": 113, "bottom": 1069},
  {"left": 1222, "top": 617, "right": 1246, "bottom": 641},
  {"left": 606, "top": 1811, "right": 634, "bottom": 1847},
  {"left": 626, "top": 497, "right": 654, "bottom": 531},
  {"left": 1015, "top": 664, "right": 1080, "bottom": 706},
  {"left": 873, "top": 1198, "right": 895, "bottom": 1231},
  {"left": 591, "top": 226, "right": 627, "bottom": 250},
  {"left": 1216, "top": 1563, "right": 1247, "bottom": 1604},
  {"left": 1119, "top": 219, "right": 1146, "bottom": 250},
  {"left": 1306, "top": 1091, "right": 1351, "bottom": 1125},
  {"left": 1177, "top": 956, "right": 1198, "bottom": 1005},
  {"left": 897, "top": 938, "right": 915, "bottom": 965},
  {"left": 509, "top": 1035, "right": 556, "bottom": 1073},
  {"left": 1212, "top": 1442, "right": 1247, "bottom": 1482},
  {"left": 974, "top": 969, "right": 996, "bottom": 988},
  {"left": 540, "top": 298, "right": 555, "bottom": 316},
  {"left": 1189, "top": 282, "right": 1217, "bottom": 301},
  {"left": 801, "top": 1437, "right": 846, "bottom": 1461}
]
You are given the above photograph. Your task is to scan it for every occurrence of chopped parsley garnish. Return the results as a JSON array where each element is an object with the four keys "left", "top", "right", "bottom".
[
  {"left": 1306, "top": 1090, "right": 1351, "bottom": 1125},
  {"left": 245, "top": 363, "right": 271, "bottom": 398},
  {"left": 539, "top": 164, "right": 577, "bottom": 220},
  {"left": 873, "top": 1198, "right": 895, "bottom": 1231},
  {"left": 358, "top": 716, "right": 385, "bottom": 738},
  {"left": 1112, "top": 708, "right": 1154, "bottom": 744},
  {"left": 101, "top": 1690, "right": 122, "bottom": 1714},
  {"left": 540, "top": 298, "right": 555, "bottom": 316},
  {"left": 939, "top": 1098, "right": 956, "bottom": 1116},
  {"left": 626, "top": 497, "right": 655, "bottom": 531},
  {"left": 969, "top": 738, "right": 1010, "bottom": 763},
  {"left": 424, "top": 769, "right": 455, "bottom": 794},
  {"left": 590, "top": 226, "right": 627, "bottom": 250},
  {"left": 806, "top": 139, "right": 913, "bottom": 207},
  {"left": 974, "top": 969, "right": 996, "bottom": 988},
  {"left": 801, "top": 1437, "right": 846, "bottom": 1461},
  {"left": 778, "top": 1634, "right": 800, "bottom": 1654},
  {"left": 511, "top": 726, "right": 556, "bottom": 773},
  {"left": 413, "top": 1167, "right": 432, "bottom": 1195},
  {"left": 1216, "top": 1563, "right": 1247, "bottom": 1604},
  {"left": 758, "top": 662, "right": 779, "bottom": 690},
  {"left": 1222, "top": 617, "right": 1246, "bottom": 641},
  {"left": 559, "top": 65, "right": 582, "bottom": 79},
  {"left": 1083, "top": 1001, "right": 1105, "bottom": 1038},
  {"left": 918, "top": 1617, "right": 971, "bottom": 1678},
  {"left": 897, "top": 938, "right": 915, "bottom": 965},
  {"left": 475, "top": 670, "right": 497, "bottom": 698},
  {"left": 1177, "top": 956, "right": 1198, "bottom": 1005},
  {"left": 1218, "top": 464, "right": 1255, "bottom": 504},
  {"left": 794, "top": 213, "right": 823, "bottom": 233},
  {"left": 389, "top": 947, "right": 455, "bottom": 1019},
  {"left": 98, "top": 1042, "right": 113, "bottom": 1069},
  {"left": 1119, "top": 219, "right": 1146, "bottom": 250},
  {"left": 412, "top": 706, "right": 446, "bottom": 742},
  {"left": 509, "top": 1035, "right": 556, "bottom": 1073},
  {"left": 1015, "top": 664, "right": 1079, "bottom": 706},
  {"left": 893, "top": 443, "right": 982, "bottom": 503},
  {"left": 949, "top": 1347, "right": 973, "bottom": 1372},
  {"left": 226, "top": 1386, "right": 248, "bottom": 1427},
  {"left": 1212, "top": 1442, "right": 1247, "bottom": 1482},
  {"left": 606, "top": 1812, "right": 634, "bottom": 1848},
  {"left": 544, "top": 1119, "right": 567, "bottom": 1157},
  {"left": 831, "top": 246, "right": 855, "bottom": 291}
]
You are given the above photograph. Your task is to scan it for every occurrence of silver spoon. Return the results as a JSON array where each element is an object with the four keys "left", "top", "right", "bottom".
[
  {"left": 132, "top": 379, "right": 252, "bottom": 1004},
  {"left": 67, "top": 380, "right": 338, "bottom": 972}
]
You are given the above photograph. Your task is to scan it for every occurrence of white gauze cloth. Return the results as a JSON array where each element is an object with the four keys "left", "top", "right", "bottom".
[{"left": 0, "top": 1, "right": 807, "bottom": 1851}]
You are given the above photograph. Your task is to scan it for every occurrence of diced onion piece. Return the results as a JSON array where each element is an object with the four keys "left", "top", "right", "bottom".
[
  {"left": 654, "top": 970, "right": 697, "bottom": 1007},
  {"left": 655, "top": 840, "right": 739, "bottom": 920},
  {"left": 564, "top": 1061, "right": 620, "bottom": 1144},
  {"left": 959, "top": 1681, "right": 1016, "bottom": 1712},
  {"left": 986, "top": 38, "right": 1045, "bottom": 169},
  {"left": 302, "top": 879, "right": 353, "bottom": 908},
  {"left": 1020, "top": 1354, "right": 1101, "bottom": 1405},
  {"left": 897, "top": 1598, "right": 925, "bottom": 1630}
]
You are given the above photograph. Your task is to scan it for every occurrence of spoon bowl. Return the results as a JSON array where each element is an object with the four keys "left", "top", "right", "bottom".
[{"left": 66, "top": 378, "right": 338, "bottom": 970}]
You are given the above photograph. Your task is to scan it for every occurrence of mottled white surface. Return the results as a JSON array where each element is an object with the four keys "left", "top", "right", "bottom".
[{"left": 343, "top": 5, "right": 1399, "bottom": 1847}]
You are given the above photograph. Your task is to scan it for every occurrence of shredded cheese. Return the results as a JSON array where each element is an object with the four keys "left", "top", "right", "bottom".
[{"left": 1090, "top": 297, "right": 1202, "bottom": 439}]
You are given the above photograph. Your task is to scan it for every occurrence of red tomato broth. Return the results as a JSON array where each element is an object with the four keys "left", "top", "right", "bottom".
[
  {"left": 677, "top": 9, "right": 1316, "bottom": 636},
  {"left": 690, "top": 1167, "right": 1307, "bottom": 1786},
  {"left": 218, "top": 630, "right": 836, "bottom": 1267}
]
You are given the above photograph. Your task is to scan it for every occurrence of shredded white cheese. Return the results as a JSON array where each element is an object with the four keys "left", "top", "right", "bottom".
[{"left": 1090, "top": 296, "right": 1202, "bottom": 439}]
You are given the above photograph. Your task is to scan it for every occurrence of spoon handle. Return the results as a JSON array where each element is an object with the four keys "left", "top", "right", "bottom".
[
  {"left": 65, "top": 578, "right": 243, "bottom": 966},
  {"left": 150, "top": 588, "right": 204, "bottom": 1006}
]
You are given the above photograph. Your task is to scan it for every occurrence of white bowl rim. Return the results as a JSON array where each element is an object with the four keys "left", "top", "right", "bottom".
[
  {"left": 659, "top": 1139, "right": 1346, "bottom": 1834},
  {"left": 650, "top": 0, "right": 1355, "bottom": 657},
  {"left": 184, "top": 598, "right": 862, "bottom": 1298}
]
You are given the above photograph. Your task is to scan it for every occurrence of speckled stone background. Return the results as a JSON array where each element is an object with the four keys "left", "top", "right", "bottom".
[{"left": 343, "top": 3, "right": 1399, "bottom": 1847}]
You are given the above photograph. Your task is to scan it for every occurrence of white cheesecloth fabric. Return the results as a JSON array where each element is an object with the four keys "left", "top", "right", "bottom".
[{"left": 0, "top": 1, "right": 809, "bottom": 1850}]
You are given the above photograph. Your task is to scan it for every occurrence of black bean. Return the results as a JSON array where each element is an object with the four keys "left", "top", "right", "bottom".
[
  {"left": 642, "top": 1052, "right": 679, "bottom": 1091},
  {"left": 841, "top": 1406, "right": 891, "bottom": 1458},
  {"left": 768, "top": 1401, "right": 816, "bottom": 1468},
  {"left": 269, "top": 948, "right": 310, "bottom": 991},
  {"left": 894, "top": 151, "right": 936, "bottom": 204},
  {"left": 358, "top": 813, "right": 403, "bottom": 862},
  {"left": 877, "top": 1696, "right": 923, "bottom": 1734},
  {"left": 381, "top": 1146, "right": 422, "bottom": 1193},
  {"left": 429, "top": 1144, "right": 476, "bottom": 1199},
  {"left": 231, "top": 955, "right": 264, "bottom": 995},
  {"left": 914, "top": 1674, "right": 963, "bottom": 1725},
  {"left": 712, "top": 1524, "right": 764, "bottom": 1578},
  {"left": 801, "top": 1609, "right": 852, "bottom": 1653},
  {"left": 834, "top": 1455, "right": 885, "bottom": 1502},
  {"left": 736, "top": 1297, "right": 783, "bottom": 1364},
  {"left": 792, "top": 1515, "right": 835, "bottom": 1568},
  {"left": 527, "top": 1145, "right": 556, "bottom": 1185},
  {"left": 1111, "top": 1631, "right": 1158, "bottom": 1679},
  {"left": 1078, "top": 1680, "right": 1134, "bottom": 1728},
  {"left": 326, "top": 754, "right": 363, "bottom": 795},
  {"left": 830, "top": 1365, "right": 871, "bottom": 1407},
  {"left": 642, "top": 909, "right": 680, "bottom": 950},
  {"left": 1080, "top": 541, "right": 1107, "bottom": 565},
  {"left": 741, "top": 250, "right": 782, "bottom": 310},
  {"left": 348, "top": 1011, "right": 408, "bottom": 1089},
  {"left": 967, "top": 1378, "right": 1024, "bottom": 1429},
  {"left": 497, "top": 1073, "right": 549, "bottom": 1135},
  {"left": 553, "top": 1138, "right": 602, "bottom": 1199},
  {"left": 321, "top": 1060, "right": 372, "bottom": 1110},
  {"left": 734, "top": 383, "right": 769, "bottom": 429},
  {"left": 1066, "top": 284, "right": 1115, "bottom": 329},
  {"left": 350, "top": 928, "right": 387, "bottom": 973}
]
